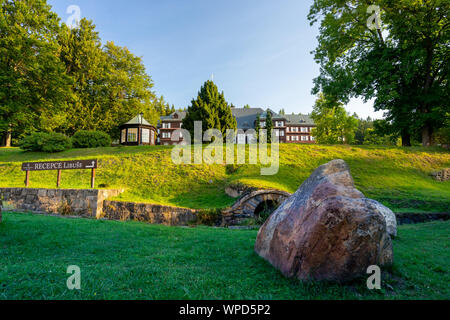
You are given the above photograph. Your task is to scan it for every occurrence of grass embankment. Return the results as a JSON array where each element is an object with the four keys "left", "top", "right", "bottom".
[
  {"left": 0, "top": 212, "right": 448, "bottom": 300},
  {"left": 0, "top": 145, "right": 448, "bottom": 211}
]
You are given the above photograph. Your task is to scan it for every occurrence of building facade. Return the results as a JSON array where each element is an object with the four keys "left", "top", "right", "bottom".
[
  {"left": 157, "top": 112, "right": 186, "bottom": 145},
  {"left": 157, "top": 108, "right": 316, "bottom": 145},
  {"left": 120, "top": 114, "right": 157, "bottom": 146}
]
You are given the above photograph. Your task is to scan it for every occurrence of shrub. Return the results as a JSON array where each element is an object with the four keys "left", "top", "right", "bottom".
[
  {"left": 19, "top": 132, "right": 72, "bottom": 153},
  {"left": 72, "top": 130, "right": 111, "bottom": 148},
  {"left": 196, "top": 209, "right": 222, "bottom": 226}
]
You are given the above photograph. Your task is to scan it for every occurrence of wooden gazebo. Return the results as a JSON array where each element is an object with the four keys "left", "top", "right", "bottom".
[{"left": 119, "top": 114, "right": 157, "bottom": 146}]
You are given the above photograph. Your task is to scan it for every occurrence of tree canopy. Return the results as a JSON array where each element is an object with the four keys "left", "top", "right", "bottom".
[
  {"left": 308, "top": 0, "right": 449, "bottom": 146},
  {"left": 0, "top": 0, "right": 72, "bottom": 145},
  {"left": 0, "top": 0, "right": 169, "bottom": 145},
  {"left": 311, "top": 94, "right": 358, "bottom": 144},
  {"left": 182, "top": 80, "right": 237, "bottom": 141}
]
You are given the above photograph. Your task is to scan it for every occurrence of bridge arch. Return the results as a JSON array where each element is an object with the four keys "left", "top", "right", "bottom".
[{"left": 223, "top": 190, "right": 291, "bottom": 222}]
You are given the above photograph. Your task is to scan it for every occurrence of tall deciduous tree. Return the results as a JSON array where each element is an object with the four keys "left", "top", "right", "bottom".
[
  {"left": 0, "top": 0, "right": 72, "bottom": 145},
  {"left": 308, "top": 0, "right": 449, "bottom": 146},
  {"left": 182, "top": 80, "right": 237, "bottom": 141},
  {"left": 58, "top": 20, "right": 160, "bottom": 138},
  {"left": 311, "top": 94, "right": 358, "bottom": 144}
]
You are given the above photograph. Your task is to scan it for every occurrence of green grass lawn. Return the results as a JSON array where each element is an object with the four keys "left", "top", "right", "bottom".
[
  {"left": 0, "top": 212, "right": 448, "bottom": 300},
  {"left": 0, "top": 145, "right": 449, "bottom": 211}
]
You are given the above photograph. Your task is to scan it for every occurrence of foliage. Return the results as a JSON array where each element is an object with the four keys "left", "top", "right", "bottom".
[
  {"left": 0, "top": 0, "right": 72, "bottom": 145},
  {"left": 72, "top": 130, "right": 111, "bottom": 149},
  {"left": 195, "top": 209, "right": 222, "bottom": 226},
  {"left": 354, "top": 116, "right": 398, "bottom": 146},
  {"left": 311, "top": 94, "right": 358, "bottom": 144},
  {"left": 308, "top": 0, "right": 449, "bottom": 146},
  {"left": 0, "top": 1, "right": 168, "bottom": 145},
  {"left": 255, "top": 115, "right": 261, "bottom": 142},
  {"left": 265, "top": 110, "right": 273, "bottom": 143},
  {"left": 362, "top": 128, "right": 396, "bottom": 146},
  {"left": 1, "top": 213, "right": 449, "bottom": 299},
  {"left": 182, "top": 80, "right": 237, "bottom": 141},
  {"left": 434, "top": 113, "right": 450, "bottom": 145},
  {"left": 58, "top": 22, "right": 161, "bottom": 138},
  {"left": 19, "top": 132, "right": 71, "bottom": 153}
]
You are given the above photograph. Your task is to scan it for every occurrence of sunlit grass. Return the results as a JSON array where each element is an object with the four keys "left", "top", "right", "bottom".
[
  {"left": 0, "top": 145, "right": 448, "bottom": 211},
  {"left": 0, "top": 212, "right": 448, "bottom": 300}
]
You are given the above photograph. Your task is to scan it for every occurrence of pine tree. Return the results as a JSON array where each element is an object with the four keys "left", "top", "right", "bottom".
[
  {"left": 255, "top": 115, "right": 261, "bottom": 142},
  {"left": 182, "top": 80, "right": 237, "bottom": 141},
  {"left": 266, "top": 110, "right": 273, "bottom": 143}
]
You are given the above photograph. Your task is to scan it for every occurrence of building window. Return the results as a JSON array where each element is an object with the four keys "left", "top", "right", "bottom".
[
  {"left": 121, "top": 129, "right": 126, "bottom": 143},
  {"left": 301, "top": 136, "right": 309, "bottom": 141},
  {"left": 260, "top": 121, "right": 266, "bottom": 128},
  {"left": 301, "top": 127, "right": 308, "bottom": 133},
  {"left": 162, "top": 132, "right": 171, "bottom": 139},
  {"left": 237, "top": 134, "right": 246, "bottom": 144},
  {"left": 311, "top": 136, "right": 316, "bottom": 141},
  {"left": 275, "top": 121, "right": 284, "bottom": 127},
  {"left": 287, "top": 136, "right": 290, "bottom": 141},
  {"left": 280, "top": 130, "right": 285, "bottom": 137},
  {"left": 162, "top": 123, "right": 171, "bottom": 129},
  {"left": 142, "top": 129, "right": 150, "bottom": 143},
  {"left": 127, "top": 128, "right": 138, "bottom": 142}
]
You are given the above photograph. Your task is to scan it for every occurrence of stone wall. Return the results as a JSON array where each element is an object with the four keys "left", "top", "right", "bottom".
[
  {"left": 0, "top": 188, "right": 123, "bottom": 218},
  {"left": 431, "top": 168, "right": 450, "bottom": 181},
  {"left": 102, "top": 200, "right": 197, "bottom": 226}
]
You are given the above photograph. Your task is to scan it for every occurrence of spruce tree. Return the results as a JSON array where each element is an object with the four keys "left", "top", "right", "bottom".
[
  {"left": 255, "top": 115, "right": 261, "bottom": 142},
  {"left": 183, "top": 81, "right": 237, "bottom": 142},
  {"left": 265, "top": 109, "right": 273, "bottom": 143}
]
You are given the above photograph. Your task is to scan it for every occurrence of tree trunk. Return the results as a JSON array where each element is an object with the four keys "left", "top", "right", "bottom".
[
  {"left": 4, "top": 128, "right": 12, "bottom": 147},
  {"left": 401, "top": 132, "right": 411, "bottom": 147},
  {"left": 421, "top": 125, "right": 433, "bottom": 147}
]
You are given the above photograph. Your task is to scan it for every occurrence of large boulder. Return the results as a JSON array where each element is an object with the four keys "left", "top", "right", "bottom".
[
  {"left": 255, "top": 159, "right": 394, "bottom": 283},
  {"left": 364, "top": 199, "right": 397, "bottom": 238}
]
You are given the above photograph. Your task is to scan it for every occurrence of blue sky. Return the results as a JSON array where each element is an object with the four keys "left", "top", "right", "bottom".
[{"left": 48, "top": 0, "right": 383, "bottom": 119}]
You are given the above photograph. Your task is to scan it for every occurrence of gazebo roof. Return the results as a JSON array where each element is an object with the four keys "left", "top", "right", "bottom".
[{"left": 124, "top": 114, "right": 151, "bottom": 126}]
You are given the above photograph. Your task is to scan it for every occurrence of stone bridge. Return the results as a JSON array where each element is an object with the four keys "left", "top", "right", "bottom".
[{"left": 222, "top": 189, "right": 291, "bottom": 225}]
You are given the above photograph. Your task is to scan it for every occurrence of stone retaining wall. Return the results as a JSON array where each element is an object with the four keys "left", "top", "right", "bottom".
[
  {"left": 102, "top": 200, "right": 197, "bottom": 226},
  {"left": 0, "top": 188, "right": 123, "bottom": 218},
  {"left": 431, "top": 168, "right": 450, "bottom": 181}
]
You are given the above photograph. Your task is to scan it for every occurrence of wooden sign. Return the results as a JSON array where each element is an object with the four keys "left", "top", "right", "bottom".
[
  {"left": 21, "top": 160, "right": 98, "bottom": 188},
  {"left": 22, "top": 160, "right": 97, "bottom": 171}
]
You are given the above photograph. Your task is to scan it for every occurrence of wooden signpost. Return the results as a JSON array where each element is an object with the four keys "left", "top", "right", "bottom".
[{"left": 21, "top": 160, "right": 98, "bottom": 188}]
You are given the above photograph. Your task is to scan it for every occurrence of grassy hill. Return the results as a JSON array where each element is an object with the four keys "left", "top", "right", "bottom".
[
  {"left": 0, "top": 145, "right": 449, "bottom": 211},
  {"left": 1, "top": 212, "right": 449, "bottom": 299}
]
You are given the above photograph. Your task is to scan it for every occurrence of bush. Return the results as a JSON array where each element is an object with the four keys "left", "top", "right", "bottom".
[
  {"left": 195, "top": 209, "right": 221, "bottom": 226},
  {"left": 72, "top": 130, "right": 111, "bottom": 148},
  {"left": 19, "top": 132, "right": 72, "bottom": 153}
]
